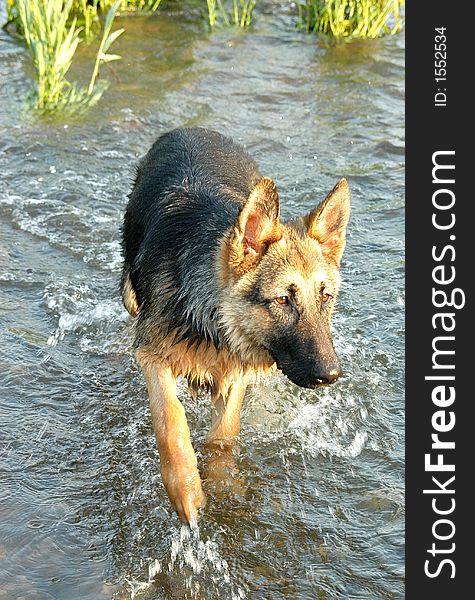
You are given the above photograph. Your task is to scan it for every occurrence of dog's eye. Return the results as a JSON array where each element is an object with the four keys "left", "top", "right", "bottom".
[
  {"left": 321, "top": 289, "right": 333, "bottom": 303},
  {"left": 275, "top": 296, "right": 289, "bottom": 306}
]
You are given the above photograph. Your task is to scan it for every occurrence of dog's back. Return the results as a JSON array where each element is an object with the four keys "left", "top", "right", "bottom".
[
  {"left": 121, "top": 127, "right": 262, "bottom": 353},
  {"left": 123, "top": 127, "right": 261, "bottom": 270}
]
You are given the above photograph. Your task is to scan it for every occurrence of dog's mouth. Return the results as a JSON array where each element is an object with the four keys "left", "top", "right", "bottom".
[
  {"left": 303, "top": 377, "right": 340, "bottom": 389},
  {"left": 271, "top": 356, "right": 342, "bottom": 389}
]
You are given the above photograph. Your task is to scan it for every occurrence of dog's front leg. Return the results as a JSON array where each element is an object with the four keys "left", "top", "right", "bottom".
[
  {"left": 206, "top": 379, "right": 248, "bottom": 447},
  {"left": 203, "top": 379, "right": 248, "bottom": 493},
  {"left": 137, "top": 351, "right": 206, "bottom": 524}
]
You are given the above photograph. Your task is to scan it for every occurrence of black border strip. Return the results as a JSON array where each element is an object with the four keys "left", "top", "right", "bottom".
[{"left": 406, "top": 2, "right": 470, "bottom": 597}]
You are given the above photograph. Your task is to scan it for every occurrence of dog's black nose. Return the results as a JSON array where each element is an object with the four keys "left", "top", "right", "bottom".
[{"left": 318, "top": 368, "right": 341, "bottom": 385}]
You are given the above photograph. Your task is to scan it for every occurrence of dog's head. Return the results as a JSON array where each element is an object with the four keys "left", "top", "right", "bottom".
[{"left": 219, "top": 176, "right": 350, "bottom": 389}]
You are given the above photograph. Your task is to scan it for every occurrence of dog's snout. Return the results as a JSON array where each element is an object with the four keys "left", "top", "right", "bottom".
[
  {"left": 309, "top": 357, "right": 343, "bottom": 386},
  {"left": 316, "top": 367, "right": 341, "bottom": 385},
  {"left": 273, "top": 344, "right": 343, "bottom": 388}
]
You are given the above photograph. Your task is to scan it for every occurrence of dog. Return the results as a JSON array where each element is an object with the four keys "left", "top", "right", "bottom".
[{"left": 120, "top": 127, "right": 350, "bottom": 524}]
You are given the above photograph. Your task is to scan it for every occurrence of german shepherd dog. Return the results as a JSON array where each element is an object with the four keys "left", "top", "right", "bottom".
[{"left": 121, "top": 128, "right": 350, "bottom": 524}]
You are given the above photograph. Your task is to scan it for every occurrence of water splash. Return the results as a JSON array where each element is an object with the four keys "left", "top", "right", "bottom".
[
  {"left": 126, "top": 525, "right": 246, "bottom": 600},
  {"left": 44, "top": 278, "right": 127, "bottom": 348},
  {"left": 288, "top": 391, "right": 369, "bottom": 459},
  {"left": 47, "top": 300, "right": 127, "bottom": 347},
  {"left": 2, "top": 193, "right": 123, "bottom": 272}
]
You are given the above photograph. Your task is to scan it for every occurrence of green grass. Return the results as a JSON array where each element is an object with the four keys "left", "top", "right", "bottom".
[
  {"left": 4, "top": 0, "right": 404, "bottom": 115},
  {"left": 298, "top": 0, "right": 404, "bottom": 38},
  {"left": 5, "top": 0, "right": 165, "bottom": 114},
  {"left": 206, "top": 0, "right": 256, "bottom": 29},
  {"left": 13, "top": 0, "right": 124, "bottom": 112},
  {"left": 87, "top": 1, "right": 125, "bottom": 95}
]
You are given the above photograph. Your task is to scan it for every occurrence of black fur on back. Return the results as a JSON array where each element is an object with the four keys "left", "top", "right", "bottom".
[{"left": 121, "top": 127, "right": 262, "bottom": 348}]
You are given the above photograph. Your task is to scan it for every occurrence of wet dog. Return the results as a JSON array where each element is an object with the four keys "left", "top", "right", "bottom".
[{"left": 121, "top": 127, "right": 350, "bottom": 523}]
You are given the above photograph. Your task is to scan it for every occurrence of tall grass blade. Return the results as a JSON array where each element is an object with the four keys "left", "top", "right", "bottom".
[
  {"left": 88, "top": 1, "right": 124, "bottom": 95},
  {"left": 13, "top": 0, "right": 123, "bottom": 113},
  {"left": 298, "top": 0, "right": 404, "bottom": 39}
]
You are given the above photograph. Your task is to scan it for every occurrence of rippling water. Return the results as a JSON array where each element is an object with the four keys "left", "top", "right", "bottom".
[{"left": 0, "top": 4, "right": 404, "bottom": 599}]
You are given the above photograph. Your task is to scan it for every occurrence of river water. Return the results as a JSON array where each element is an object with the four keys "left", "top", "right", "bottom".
[{"left": 0, "top": 3, "right": 404, "bottom": 599}]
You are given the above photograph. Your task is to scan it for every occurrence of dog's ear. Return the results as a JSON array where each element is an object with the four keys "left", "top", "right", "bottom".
[
  {"left": 305, "top": 178, "right": 350, "bottom": 264},
  {"left": 230, "top": 177, "right": 282, "bottom": 268}
]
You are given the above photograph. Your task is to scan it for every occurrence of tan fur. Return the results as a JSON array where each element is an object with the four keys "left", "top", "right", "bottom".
[
  {"left": 136, "top": 352, "right": 205, "bottom": 523},
  {"left": 304, "top": 178, "right": 350, "bottom": 264},
  {"left": 137, "top": 329, "right": 275, "bottom": 401},
  {"left": 122, "top": 274, "right": 139, "bottom": 317}
]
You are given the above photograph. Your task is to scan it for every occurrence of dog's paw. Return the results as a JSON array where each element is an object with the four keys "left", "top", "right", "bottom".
[
  {"left": 160, "top": 457, "right": 206, "bottom": 525},
  {"left": 203, "top": 446, "right": 247, "bottom": 500}
]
